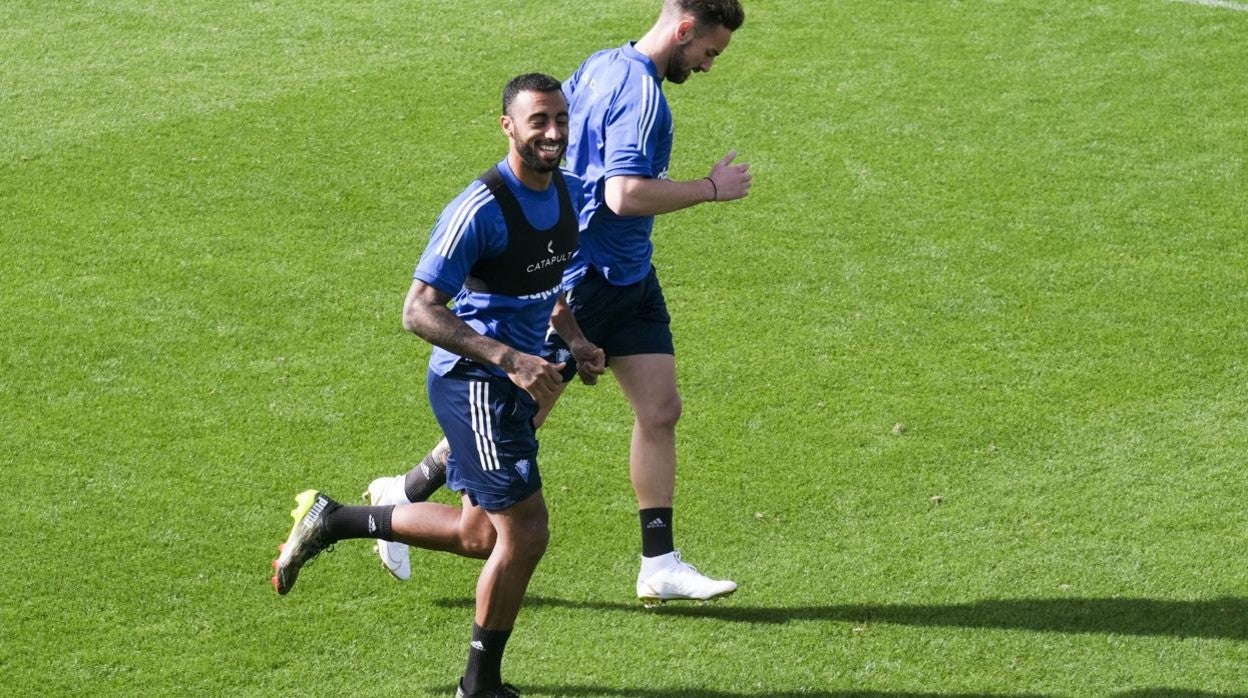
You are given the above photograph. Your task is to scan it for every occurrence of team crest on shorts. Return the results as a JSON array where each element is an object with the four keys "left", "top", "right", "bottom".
[{"left": 515, "top": 459, "right": 532, "bottom": 482}]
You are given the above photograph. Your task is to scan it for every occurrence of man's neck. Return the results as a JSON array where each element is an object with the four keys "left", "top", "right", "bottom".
[
  {"left": 633, "top": 23, "right": 674, "bottom": 77},
  {"left": 507, "top": 153, "right": 552, "bottom": 192}
]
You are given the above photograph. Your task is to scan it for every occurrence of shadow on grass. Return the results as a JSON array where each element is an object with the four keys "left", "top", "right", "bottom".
[
  {"left": 424, "top": 686, "right": 1247, "bottom": 698},
  {"left": 434, "top": 595, "right": 1248, "bottom": 640},
  {"left": 429, "top": 688, "right": 1048, "bottom": 698},
  {"left": 1117, "top": 693, "right": 1248, "bottom": 698}
]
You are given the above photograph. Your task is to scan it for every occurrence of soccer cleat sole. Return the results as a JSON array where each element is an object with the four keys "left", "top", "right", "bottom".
[
  {"left": 270, "top": 490, "right": 321, "bottom": 595},
  {"left": 638, "top": 586, "right": 737, "bottom": 608}
]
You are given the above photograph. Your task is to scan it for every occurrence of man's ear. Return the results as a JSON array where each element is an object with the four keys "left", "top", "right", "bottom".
[{"left": 675, "top": 17, "right": 696, "bottom": 43}]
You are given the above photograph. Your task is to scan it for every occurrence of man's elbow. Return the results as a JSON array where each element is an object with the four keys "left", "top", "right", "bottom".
[
  {"left": 604, "top": 179, "right": 638, "bottom": 216},
  {"left": 402, "top": 306, "right": 422, "bottom": 335}
]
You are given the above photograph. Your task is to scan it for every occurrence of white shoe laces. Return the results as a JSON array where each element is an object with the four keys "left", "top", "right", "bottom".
[{"left": 670, "top": 551, "right": 698, "bottom": 573}]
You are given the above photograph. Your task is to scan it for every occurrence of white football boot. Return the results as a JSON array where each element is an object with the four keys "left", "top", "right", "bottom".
[
  {"left": 362, "top": 475, "right": 411, "bottom": 581},
  {"left": 636, "top": 551, "right": 737, "bottom": 607}
]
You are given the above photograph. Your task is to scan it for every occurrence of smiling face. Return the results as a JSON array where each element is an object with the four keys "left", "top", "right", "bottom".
[
  {"left": 666, "top": 20, "right": 733, "bottom": 84},
  {"left": 502, "top": 89, "right": 568, "bottom": 175}
]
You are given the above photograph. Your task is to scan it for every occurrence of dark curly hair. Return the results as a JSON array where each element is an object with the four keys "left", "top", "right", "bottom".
[
  {"left": 670, "top": 0, "right": 745, "bottom": 33},
  {"left": 502, "top": 73, "right": 562, "bottom": 115}
]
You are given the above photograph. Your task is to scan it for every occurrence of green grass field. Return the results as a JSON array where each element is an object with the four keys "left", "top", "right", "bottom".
[{"left": 4, "top": 0, "right": 1248, "bottom": 695}]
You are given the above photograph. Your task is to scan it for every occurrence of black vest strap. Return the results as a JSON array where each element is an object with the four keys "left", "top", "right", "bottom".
[{"left": 464, "top": 166, "right": 579, "bottom": 297}]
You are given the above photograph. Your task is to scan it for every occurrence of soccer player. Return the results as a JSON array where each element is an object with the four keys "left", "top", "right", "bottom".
[
  {"left": 367, "top": 0, "right": 751, "bottom": 605},
  {"left": 270, "top": 73, "right": 604, "bottom": 698}
]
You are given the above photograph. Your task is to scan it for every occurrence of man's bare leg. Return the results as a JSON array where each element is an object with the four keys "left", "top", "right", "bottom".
[{"left": 611, "top": 353, "right": 736, "bottom": 605}]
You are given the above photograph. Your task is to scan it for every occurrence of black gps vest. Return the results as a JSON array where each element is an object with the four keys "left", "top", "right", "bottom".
[{"left": 463, "top": 167, "right": 579, "bottom": 297}]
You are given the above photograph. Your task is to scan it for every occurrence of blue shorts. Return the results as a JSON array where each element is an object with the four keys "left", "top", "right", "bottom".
[
  {"left": 546, "top": 264, "right": 674, "bottom": 380},
  {"left": 427, "top": 361, "right": 542, "bottom": 512}
]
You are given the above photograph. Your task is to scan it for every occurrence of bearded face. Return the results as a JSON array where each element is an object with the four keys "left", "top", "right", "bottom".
[
  {"left": 513, "top": 131, "right": 566, "bottom": 173},
  {"left": 666, "top": 22, "right": 734, "bottom": 85},
  {"left": 666, "top": 41, "right": 701, "bottom": 84},
  {"left": 503, "top": 89, "right": 569, "bottom": 175}
]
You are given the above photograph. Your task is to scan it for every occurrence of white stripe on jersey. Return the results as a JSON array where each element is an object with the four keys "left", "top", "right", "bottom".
[
  {"left": 638, "top": 77, "right": 660, "bottom": 157},
  {"left": 469, "top": 381, "right": 500, "bottom": 471},
  {"left": 435, "top": 183, "right": 493, "bottom": 259}
]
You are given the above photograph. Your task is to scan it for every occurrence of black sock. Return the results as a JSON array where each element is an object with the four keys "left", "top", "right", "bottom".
[
  {"left": 639, "top": 507, "right": 675, "bottom": 557},
  {"left": 405, "top": 449, "right": 448, "bottom": 502},
  {"left": 322, "top": 504, "right": 394, "bottom": 541},
  {"left": 462, "top": 623, "right": 511, "bottom": 694}
]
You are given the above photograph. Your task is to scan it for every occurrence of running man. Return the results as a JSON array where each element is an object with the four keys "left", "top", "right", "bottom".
[{"left": 270, "top": 73, "right": 604, "bottom": 698}]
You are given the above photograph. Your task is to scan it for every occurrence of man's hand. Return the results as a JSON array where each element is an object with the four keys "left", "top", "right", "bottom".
[
  {"left": 500, "top": 350, "right": 566, "bottom": 404},
  {"left": 707, "top": 150, "right": 752, "bottom": 202},
  {"left": 569, "top": 338, "right": 606, "bottom": 385}
]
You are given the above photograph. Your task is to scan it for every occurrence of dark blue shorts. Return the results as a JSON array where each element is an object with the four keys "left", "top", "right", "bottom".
[
  {"left": 546, "top": 265, "right": 674, "bottom": 380},
  {"left": 427, "top": 362, "right": 542, "bottom": 512}
]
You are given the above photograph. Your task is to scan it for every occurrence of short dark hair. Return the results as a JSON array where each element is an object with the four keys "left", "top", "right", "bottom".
[
  {"left": 672, "top": 0, "right": 745, "bottom": 33},
  {"left": 502, "top": 73, "right": 563, "bottom": 115}
]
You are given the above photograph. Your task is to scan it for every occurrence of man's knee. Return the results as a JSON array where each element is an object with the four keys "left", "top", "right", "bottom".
[
  {"left": 460, "top": 521, "right": 497, "bottom": 558},
  {"left": 637, "top": 392, "right": 682, "bottom": 432},
  {"left": 507, "top": 509, "right": 550, "bottom": 565},
  {"left": 518, "top": 513, "right": 550, "bottom": 557}
]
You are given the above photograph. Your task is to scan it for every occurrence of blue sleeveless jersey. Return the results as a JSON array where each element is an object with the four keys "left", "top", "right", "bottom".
[
  {"left": 563, "top": 42, "right": 674, "bottom": 286},
  {"left": 413, "top": 159, "right": 584, "bottom": 377}
]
